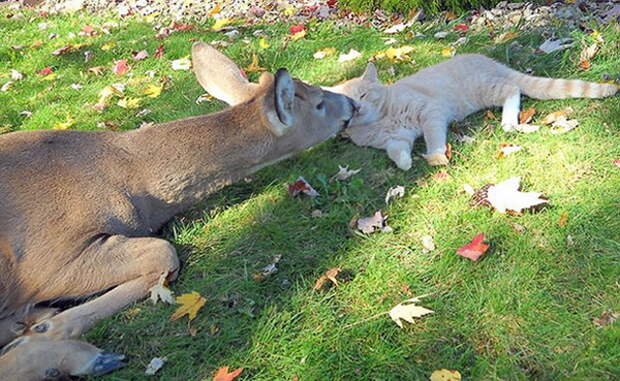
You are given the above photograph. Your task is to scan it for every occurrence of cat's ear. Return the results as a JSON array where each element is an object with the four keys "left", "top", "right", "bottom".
[{"left": 361, "top": 63, "right": 378, "bottom": 82}]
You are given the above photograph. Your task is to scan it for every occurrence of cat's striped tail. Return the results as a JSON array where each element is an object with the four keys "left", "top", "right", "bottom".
[{"left": 508, "top": 71, "right": 618, "bottom": 100}]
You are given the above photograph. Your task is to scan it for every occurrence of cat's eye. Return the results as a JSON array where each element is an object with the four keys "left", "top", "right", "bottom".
[
  {"left": 360, "top": 93, "right": 368, "bottom": 99},
  {"left": 316, "top": 102, "right": 324, "bottom": 110}
]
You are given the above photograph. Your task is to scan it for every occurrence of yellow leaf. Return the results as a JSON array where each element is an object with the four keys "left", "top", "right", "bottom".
[
  {"left": 53, "top": 117, "right": 75, "bottom": 130},
  {"left": 211, "top": 18, "right": 231, "bottom": 31},
  {"left": 209, "top": 4, "right": 222, "bottom": 16},
  {"left": 259, "top": 38, "right": 270, "bottom": 49},
  {"left": 101, "top": 41, "right": 117, "bottom": 51},
  {"left": 244, "top": 54, "right": 265, "bottom": 74},
  {"left": 143, "top": 11, "right": 161, "bottom": 23},
  {"left": 558, "top": 211, "right": 569, "bottom": 227},
  {"left": 290, "top": 29, "right": 306, "bottom": 41},
  {"left": 313, "top": 47, "right": 336, "bottom": 59},
  {"left": 283, "top": 5, "right": 296, "bottom": 17},
  {"left": 170, "top": 291, "right": 206, "bottom": 322},
  {"left": 441, "top": 47, "right": 455, "bottom": 57},
  {"left": 430, "top": 369, "right": 462, "bottom": 381},
  {"left": 117, "top": 97, "right": 141, "bottom": 109},
  {"left": 42, "top": 73, "right": 57, "bottom": 81},
  {"left": 142, "top": 84, "right": 162, "bottom": 98},
  {"left": 384, "top": 45, "right": 414, "bottom": 62},
  {"left": 495, "top": 31, "right": 518, "bottom": 43}
]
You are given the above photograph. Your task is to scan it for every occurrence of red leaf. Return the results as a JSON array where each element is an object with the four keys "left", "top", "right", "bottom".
[
  {"left": 456, "top": 233, "right": 490, "bottom": 261},
  {"left": 213, "top": 366, "right": 243, "bottom": 381},
  {"left": 454, "top": 23, "right": 469, "bottom": 31},
  {"left": 132, "top": 50, "right": 149, "bottom": 61},
  {"left": 154, "top": 44, "right": 165, "bottom": 59},
  {"left": 613, "top": 159, "right": 620, "bottom": 168},
  {"left": 37, "top": 66, "right": 53, "bottom": 75},
  {"left": 112, "top": 59, "right": 129, "bottom": 75},
  {"left": 172, "top": 22, "right": 194, "bottom": 31},
  {"left": 327, "top": 0, "right": 338, "bottom": 8},
  {"left": 52, "top": 45, "right": 73, "bottom": 56},
  {"left": 289, "top": 24, "right": 305, "bottom": 35},
  {"left": 79, "top": 24, "right": 97, "bottom": 37},
  {"left": 288, "top": 179, "right": 310, "bottom": 196}
]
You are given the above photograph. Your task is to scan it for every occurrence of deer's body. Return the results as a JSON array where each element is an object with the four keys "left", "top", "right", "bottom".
[{"left": 0, "top": 42, "right": 358, "bottom": 380}]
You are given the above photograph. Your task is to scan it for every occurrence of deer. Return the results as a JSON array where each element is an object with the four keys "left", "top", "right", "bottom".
[{"left": 0, "top": 41, "right": 360, "bottom": 380}]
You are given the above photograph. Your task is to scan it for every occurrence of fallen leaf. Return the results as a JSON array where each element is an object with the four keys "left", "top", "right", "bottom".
[
  {"left": 171, "top": 22, "right": 193, "bottom": 31},
  {"left": 258, "top": 38, "right": 270, "bottom": 49},
  {"left": 579, "top": 60, "right": 591, "bottom": 70},
  {"left": 213, "top": 366, "right": 244, "bottom": 381},
  {"left": 549, "top": 116, "right": 579, "bottom": 134},
  {"left": 463, "top": 184, "right": 475, "bottom": 196},
  {"left": 495, "top": 31, "right": 519, "bottom": 43},
  {"left": 52, "top": 45, "right": 74, "bottom": 56},
  {"left": 509, "top": 221, "right": 526, "bottom": 233},
  {"left": 389, "top": 296, "right": 433, "bottom": 328},
  {"left": 456, "top": 233, "right": 490, "bottom": 261},
  {"left": 154, "top": 44, "right": 165, "bottom": 59},
  {"left": 385, "top": 185, "right": 405, "bottom": 204},
  {"left": 311, "top": 209, "right": 322, "bottom": 218},
  {"left": 0, "top": 82, "right": 13, "bottom": 92},
  {"left": 37, "top": 66, "right": 53, "bottom": 76},
  {"left": 171, "top": 58, "right": 191, "bottom": 70},
  {"left": 149, "top": 273, "right": 175, "bottom": 304},
  {"left": 432, "top": 172, "right": 451, "bottom": 182},
  {"left": 70, "top": 83, "right": 82, "bottom": 90},
  {"left": 10, "top": 70, "right": 23, "bottom": 81},
  {"left": 88, "top": 66, "right": 106, "bottom": 75},
  {"left": 380, "top": 46, "right": 415, "bottom": 62},
  {"left": 579, "top": 43, "right": 599, "bottom": 64},
  {"left": 338, "top": 49, "right": 362, "bottom": 63},
  {"left": 289, "top": 24, "right": 305, "bottom": 35},
  {"left": 133, "top": 49, "right": 149, "bottom": 61},
  {"left": 441, "top": 46, "right": 455, "bottom": 57},
  {"left": 384, "top": 23, "right": 407, "bottom": 34},
  {"left": 170, "top": 291, "right": 206, "bottom": 321},
  {"left": 101, "top": 41, "right": 116, "bottom": 51},
  {"left": 496, "top": 143, "right": 522, "bottom": 158},
  {"left": 538, "top": 38, "right": 573, "bottom": 54},
  {"left": 430, "top": 369, "right": 462, "bottom": 381},
  {"left": 145, "top": 357, "right": 166, "bottom": 375},
  {"left": 593, "top": 310, "right": 619, "bottom": 327},
  {"left": 209, "top": 4, "right": 222, "bottom": 16},
  {"left": 112, "top": 59, "right": 129, "bottom": 75},
  {"left": 196, "top": 93, "right": 213, "bottom": 104},
  {"left": 211, "top": 18, "right": 231, "bottom": 31},
  {"left": 541, "top": 107, "right": 573, "bottom": 125},
  {"left": 290, "top": 29, "right": 306, "bottom": 41},
  {"left": 518, "top": 107, "right": 536, "bottom": 124},
  {"left": 313, "top": 267, "right": 342, "bottom": 290},
  {"left": 357, "top": 211, "right": 392, "bottom": 234},
  {"left": 421, "top": 235, "right": 435, "bottom": 253},
  {"left": 453, "top": 23, "right": 469, "bottom": 31},
  {"left": 53, "top": 117, "right": 75, "bottom": 130},
  {"left": 313, "top": 47, "right": 336, "bottom": 59},
  {"left": 484, "top": 110, "right": 497, "bottom": 120},
  {"left": 613, "top": 159, "right": 620, "bottom": 168},
  {"left": 252, "top": 254, "right": 281, "bottom": 282},
  {"left": 330, "top": 165, "right": 361, "bottom": 181},
  {"left": 244, "top": 54, "right": 265, "bottom": 74},
  {"left": 288, "top": 177, "right": 319, "bottom": 197},
  {"left": 472, "top": 177, "right": 548, "bottom": 214},
  {"left": 79, "top": 24, "right": 97, "bottom": 37},
  {"left": 558, "top": 211, "right": 568, "bottom": 227},
  {"left": 143, "top": 84, "right": 162, "bottom": 98},
  {"left": 434, "top": 31, "right": 449, "bottom": 39},
  {"left": 117, "top": 97, "right": 141, "bottom": 109}
]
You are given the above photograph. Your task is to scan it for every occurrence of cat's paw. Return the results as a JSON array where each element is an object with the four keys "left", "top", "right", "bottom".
[
  {"left": 394, "top": 151, "right": 412, "bottom": 171},
  {"left": 501, "top": 122, "right": 516, "bottom": 132},
  {"left": 423, "top": 152, "right": 449, "bottom": 166}
]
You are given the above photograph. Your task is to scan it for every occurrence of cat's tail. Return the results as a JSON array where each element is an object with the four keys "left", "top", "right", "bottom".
[{"left": 508, "top": 71, "right": 618, "bottom": 100}]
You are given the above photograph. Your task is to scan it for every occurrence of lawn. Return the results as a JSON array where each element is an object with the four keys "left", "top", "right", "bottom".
[{"left": 1, "top": 6, "right": 619, "bottom": 381}]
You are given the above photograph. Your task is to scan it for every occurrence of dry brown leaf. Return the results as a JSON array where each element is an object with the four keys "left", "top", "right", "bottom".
[
  {"left": 213, "top": 366, "right": 244, "bottom": 381},
  {"left": 541, "top": 107, "right": 574, "bottom": 125},
  {"left": 558, "top": 211, "right": 568, "bottom": 227},
  {"left": 313, "top": 267, "right": 342, "bottom": 290},
  {"left": 519, "top": 107, "right": 536, "bottom": 124},
  {"left": 357, "top": 211, "right": 392, "bottom": 234},
  {"left": 593, "top": 310, "right": 619, "bottom": 327},
  {"left": 244, "top": 54, "right": 265, "bottom": 74}
]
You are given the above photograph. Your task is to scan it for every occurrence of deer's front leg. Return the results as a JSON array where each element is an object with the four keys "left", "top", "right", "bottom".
[
  {"left": 0, "top": 336, "right": 125, "bottom": 380},
  {"left": 26, "top": 236, "right": 179, "bottom": 341}
]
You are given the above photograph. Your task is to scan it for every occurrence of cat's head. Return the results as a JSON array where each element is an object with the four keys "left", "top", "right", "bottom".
[{"left": 326, "top": 63, "right": 385, "bottom": 127}]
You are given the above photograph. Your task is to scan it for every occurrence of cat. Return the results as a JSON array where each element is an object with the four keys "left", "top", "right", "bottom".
[
  {"left": 188, "top": 45, "right": 617, "bottom": 170},
  {"left": 328, "top": 54, "right": 618, "bottom": 170}
]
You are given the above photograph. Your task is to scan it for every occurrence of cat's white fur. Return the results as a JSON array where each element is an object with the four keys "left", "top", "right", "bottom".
[{"left": 328, "top": 54, "right": 617, "bottom": 169}]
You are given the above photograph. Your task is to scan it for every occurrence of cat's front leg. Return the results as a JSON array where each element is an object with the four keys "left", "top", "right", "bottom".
[
  {"left": 386, "top": 139, "right": 413, "bottom": 170},
  {"left": 421, "top": 117, "right": 450, "bottom": 166}
]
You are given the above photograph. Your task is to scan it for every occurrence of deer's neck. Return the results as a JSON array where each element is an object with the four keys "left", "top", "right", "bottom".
[{"left": 127, "top": 100, "right": 275, "bottom": 216}]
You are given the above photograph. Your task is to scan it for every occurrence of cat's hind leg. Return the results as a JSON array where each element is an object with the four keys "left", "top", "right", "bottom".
[
  {"left": 386, "top": 139, "right": 413, "bottom": 170},
  {"left": 497, "top": 84, "right": 521, "bottom": 132},
  {"left": 420, "top": 116, "right": 450, "bottom": 166}
]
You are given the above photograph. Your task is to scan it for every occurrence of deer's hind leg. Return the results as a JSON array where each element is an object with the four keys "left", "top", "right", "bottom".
[{"left": 26, "top": 235, "right": 179, "bottom": 341}]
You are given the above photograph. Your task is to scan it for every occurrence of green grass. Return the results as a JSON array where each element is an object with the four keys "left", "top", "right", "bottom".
[{"left": 1, "top": 7, "right": 619, "bottom": 381}]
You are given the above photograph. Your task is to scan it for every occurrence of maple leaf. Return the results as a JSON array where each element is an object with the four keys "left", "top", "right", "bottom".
[
  {"left": 154, "top": 44, "right": 165, "bottom": 59},
  {"left": 213, "top": 366, "right": 244, "bottom": 381},
  {"left": 518, "top": 107, "right": 536, "bottom": 124},
  {"left": 496, "top": 143, "right": 522, "bottom": 159},
  {"left": 244, "top": 54, "right": 265, "bottom": 74},
  {"left": 112, "top": 59, "right": 129, "bottom": 76},
  {"left": 338, "top": 49, "right": 362, "bottom": 63},
  {"left": 143, "top": 84, "right": 163, "bottom": 98},
  {"left": 389, "top": 296, "right": 434, "bottom": 328},
  {"left": 385, "top": 185, "right": 405, "bottom": 204},
  {"left": 456, "top": 233, "right": 490, "bottom": 261},
  {"left": 288, "top": 177, "right": 319, "bottom": 197},
  {"left": 472, "top": 177, "right": 548, "bottom": 214},
  {"left": 313, "top": 267, "right": 342, "bottom": 290},
  {"left": 37, "top": 66, "right": 53, "bottom": 76},
  {"left": 430, "top": 369, "right": 462, "bottom": 381},
  {"left": 133, "top": 49, "right": 149, "bottom": 61},
  {"left": 313, "top": 47, "right": 336, "bottom": 59},
  {"left": 171, "top": 58, "right": 191, "bottom": 70},
  {"left": 357, "top": 211, "right": 392, "bottom": 234},
  {"left": 330, "top": 165, "right": 361, "bottom": 181},
  {"left": 170, "top": 291, "right": 206, "bottom": 321}
]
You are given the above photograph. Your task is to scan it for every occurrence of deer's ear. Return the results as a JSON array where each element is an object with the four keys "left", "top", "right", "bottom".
[
  {"left": 361, "top": 62, "right": 378, "bottom": 82},
  {"left": 273, "top": 68, "right": 296, "bottom": 128}
]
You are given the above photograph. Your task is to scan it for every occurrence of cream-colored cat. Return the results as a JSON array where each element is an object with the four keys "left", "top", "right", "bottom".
[
  {"left": 329, "top": 55, "right": 618, "bottom": 169},
  {"left": 189, "top": 45, "right": 617, "bottom": 170}
]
